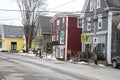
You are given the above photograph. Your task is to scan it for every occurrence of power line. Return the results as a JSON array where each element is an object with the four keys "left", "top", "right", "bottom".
[
  {"left": 48, "top": 0, "right": 75, "bottom": 10},
  {"left": 0, "top": 8, "right": 87, "bottom": 13}
]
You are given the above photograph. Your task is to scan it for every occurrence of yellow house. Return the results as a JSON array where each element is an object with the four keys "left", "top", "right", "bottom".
[{"left": 0, "top": 25, "right": 25, "bottom": 52}]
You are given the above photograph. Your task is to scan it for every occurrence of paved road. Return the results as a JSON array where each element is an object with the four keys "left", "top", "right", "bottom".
[
  {"left": 0, "top": 52, "right": 88, "bottom": 80},
  {"left": 0, "top": 52, "right": 120, "bottom": 80}
]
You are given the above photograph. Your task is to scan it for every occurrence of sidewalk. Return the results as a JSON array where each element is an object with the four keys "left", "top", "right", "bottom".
[{"left": 15, "top": 52, "right": 106, "bottom": 68}]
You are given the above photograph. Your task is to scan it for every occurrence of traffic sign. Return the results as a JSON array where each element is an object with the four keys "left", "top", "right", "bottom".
[{"left": 93, "top": 37, "right": 98, "bottom": 44}]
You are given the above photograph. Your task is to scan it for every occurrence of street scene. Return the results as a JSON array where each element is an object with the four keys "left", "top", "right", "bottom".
[{"left": 0, "top": 0, "right": 120, "bottom": 80}]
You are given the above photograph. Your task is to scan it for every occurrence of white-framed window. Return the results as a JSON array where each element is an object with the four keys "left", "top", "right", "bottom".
[
  {"left": 62, "top": 18, "right": 65, "bottom": 24},
  {"left": 77, "top": 17, "right": 82, "bottom": 28},
  {"left": 56, "top": 19, "right": 60, "bottom": 26},
  {"left": 98, "top": 14, "right": 102, "bottom": 29},
  {"left": 52, "top": 35, "right": 55, "bottom": 41},
  {"left": 60, "top": 47, "right": 64, "bottom": 58},
  {"left": 62, "top": 18, "right": 65, "bottom": 28},
  {"left": 90, "top": 0, "right": 93, "bottom": 11},
  {"left": 97, "top": 0, "right": 101, "bottom": 9},
  {"left": 87, "top": 17, "right": 91, "bottom": 31},
  {"left": 87, "top": 23, "right": 91, "bottom": 31}
]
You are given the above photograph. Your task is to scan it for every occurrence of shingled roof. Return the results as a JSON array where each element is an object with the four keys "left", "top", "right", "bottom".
[
  {"left": 106, "top": 0, "right": 120, "bottom": 8},
  {"left": 39, "top": 16, "right": 52, "bottom": 34},
  {"left": 3, "top": 25, "right": 24, "bottom": 38}
]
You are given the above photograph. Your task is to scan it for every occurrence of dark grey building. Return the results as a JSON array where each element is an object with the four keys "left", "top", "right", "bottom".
[{"left": 81, "top": 0, "right": 120, "bottom": 64}]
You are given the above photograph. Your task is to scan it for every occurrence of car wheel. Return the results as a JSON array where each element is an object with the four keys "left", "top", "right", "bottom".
[{"left": 112, "top": 60, "right": 118, "bottom": 68}]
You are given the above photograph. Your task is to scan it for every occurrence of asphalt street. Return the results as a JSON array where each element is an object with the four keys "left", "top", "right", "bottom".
[
  {"left": 0, "top": 52, "right": 88, "bottom": 80},
  {"left": 0, "top": 52, "right": 120, "bottom": 80}
]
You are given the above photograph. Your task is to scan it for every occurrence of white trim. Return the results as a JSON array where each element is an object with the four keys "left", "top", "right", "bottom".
[
  {"left": 107, "top": 12, "right": 112, "bottom": 64},
  {"left": 82, "top": 18, "right": 85, "bottom": 52},
  {"left": 86, "top": 31, "right": 107, "bottom": 35},
  {"left": 65, "top": 16, "right": 68, "bottom": 61}
]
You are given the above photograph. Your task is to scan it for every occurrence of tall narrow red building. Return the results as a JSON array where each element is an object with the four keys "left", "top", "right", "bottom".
[{"left": 51, "top": 13, "right": 82, "bottom": 60}]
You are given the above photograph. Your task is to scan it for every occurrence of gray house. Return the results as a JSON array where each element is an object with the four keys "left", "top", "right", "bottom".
[
  {"left": 36, "top": 16, "right": 52, "bottom": 53},
  {"left": 81, "top": 0, "right": 120, "bottom": 64}
]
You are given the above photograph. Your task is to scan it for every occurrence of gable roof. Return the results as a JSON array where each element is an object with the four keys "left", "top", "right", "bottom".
[
  {"left": 51, "top": 12, "right": 80, "bottom": 22},
  {"left": 39, "top": 16, "right": 52, "bottom": 34},
  {"left": 3, "top": 25, "right": 24, "bottom": 38}
]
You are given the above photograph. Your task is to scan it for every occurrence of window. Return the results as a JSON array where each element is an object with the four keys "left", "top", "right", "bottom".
[
  {"left": 60, "top": 31, "right": 65, "bottom": 44},
  {"left": 62, "top": 18, "right": 65, "bottom": 28},
  {"left": 85, "top": 44, "right": 91, "bottom": 52},
  {"left": 87, "top": 17, "right": 91, "bottom": 31},
  {"left": 52, "top": 35, "right": 55, "bottom": 41},
  {"left": 90, "top": 0, "right": 93, "bottom": 11},
  {"left": 56, "top": 19, "right": 60, "bottom": 26},
  {"left": 98, "top": 14, "right": 102, "bottom": 29},
  {"left": 62, "top": 18, "right": 65, "bottom": 24},
  {"left": 60, "top": 47, "right": 64, "bottom": 58},
  {"left": 97, "top": 0, "right": 101, "bottom": 9},
  {"left": 96, "top": 43, "right": 105, "bottom": 53},
  {"left": 87, "top": 23, "right": 91, "bottom": 31},
  {"left": 77, "top": 17, "right": 82, "bottom": 28}
]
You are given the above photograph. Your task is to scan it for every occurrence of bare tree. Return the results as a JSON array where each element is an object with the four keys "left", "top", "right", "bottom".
[{"left": 17, "top": 0, "right": 47, "bottom": 52}]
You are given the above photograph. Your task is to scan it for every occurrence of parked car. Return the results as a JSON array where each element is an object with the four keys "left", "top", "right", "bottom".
[{"left": 112, "top": 56, "right": 120, "bottom": 68}]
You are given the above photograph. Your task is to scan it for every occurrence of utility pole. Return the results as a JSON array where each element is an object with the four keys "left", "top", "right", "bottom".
[{"left": 93, "top": 0, "right": 98, "bottom": 65}]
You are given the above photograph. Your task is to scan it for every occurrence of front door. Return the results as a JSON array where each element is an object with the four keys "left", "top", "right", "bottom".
[{"left": 11, "top": 42, "right": 17, "bottom": 51}]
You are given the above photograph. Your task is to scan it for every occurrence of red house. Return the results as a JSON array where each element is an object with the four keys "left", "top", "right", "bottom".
[{"left": 51, "top": 13, "right": 82, "bottom": 60}]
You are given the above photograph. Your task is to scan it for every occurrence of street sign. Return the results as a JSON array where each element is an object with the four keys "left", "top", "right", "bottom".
[
  {"left": 81, "top": 34, "right": 91, "bottom": 42},
  {"left": 93, "top": 37, "right": 98, "bottom": 44}
]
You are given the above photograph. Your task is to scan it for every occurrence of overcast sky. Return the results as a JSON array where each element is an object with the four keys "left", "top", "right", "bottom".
[{"left": 0, "top": 0, "right": 85, "bottom": 26}]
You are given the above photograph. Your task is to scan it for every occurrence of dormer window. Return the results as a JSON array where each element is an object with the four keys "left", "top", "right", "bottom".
[{"left": 97, "top": 0, "right": 101, "bottom": 9}]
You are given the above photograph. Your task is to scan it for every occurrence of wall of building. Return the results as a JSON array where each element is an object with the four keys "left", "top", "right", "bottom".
[
  {"left": 67, "top": 17, "right": 82, "bottom": 56},
  {"left": 4, "top": 38, "right": 24, "bottom": 51}
]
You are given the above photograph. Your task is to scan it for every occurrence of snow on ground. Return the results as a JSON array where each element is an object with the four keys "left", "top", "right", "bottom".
[{"left": 16, "top": 52, "right": 105, "bottom": 67}]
